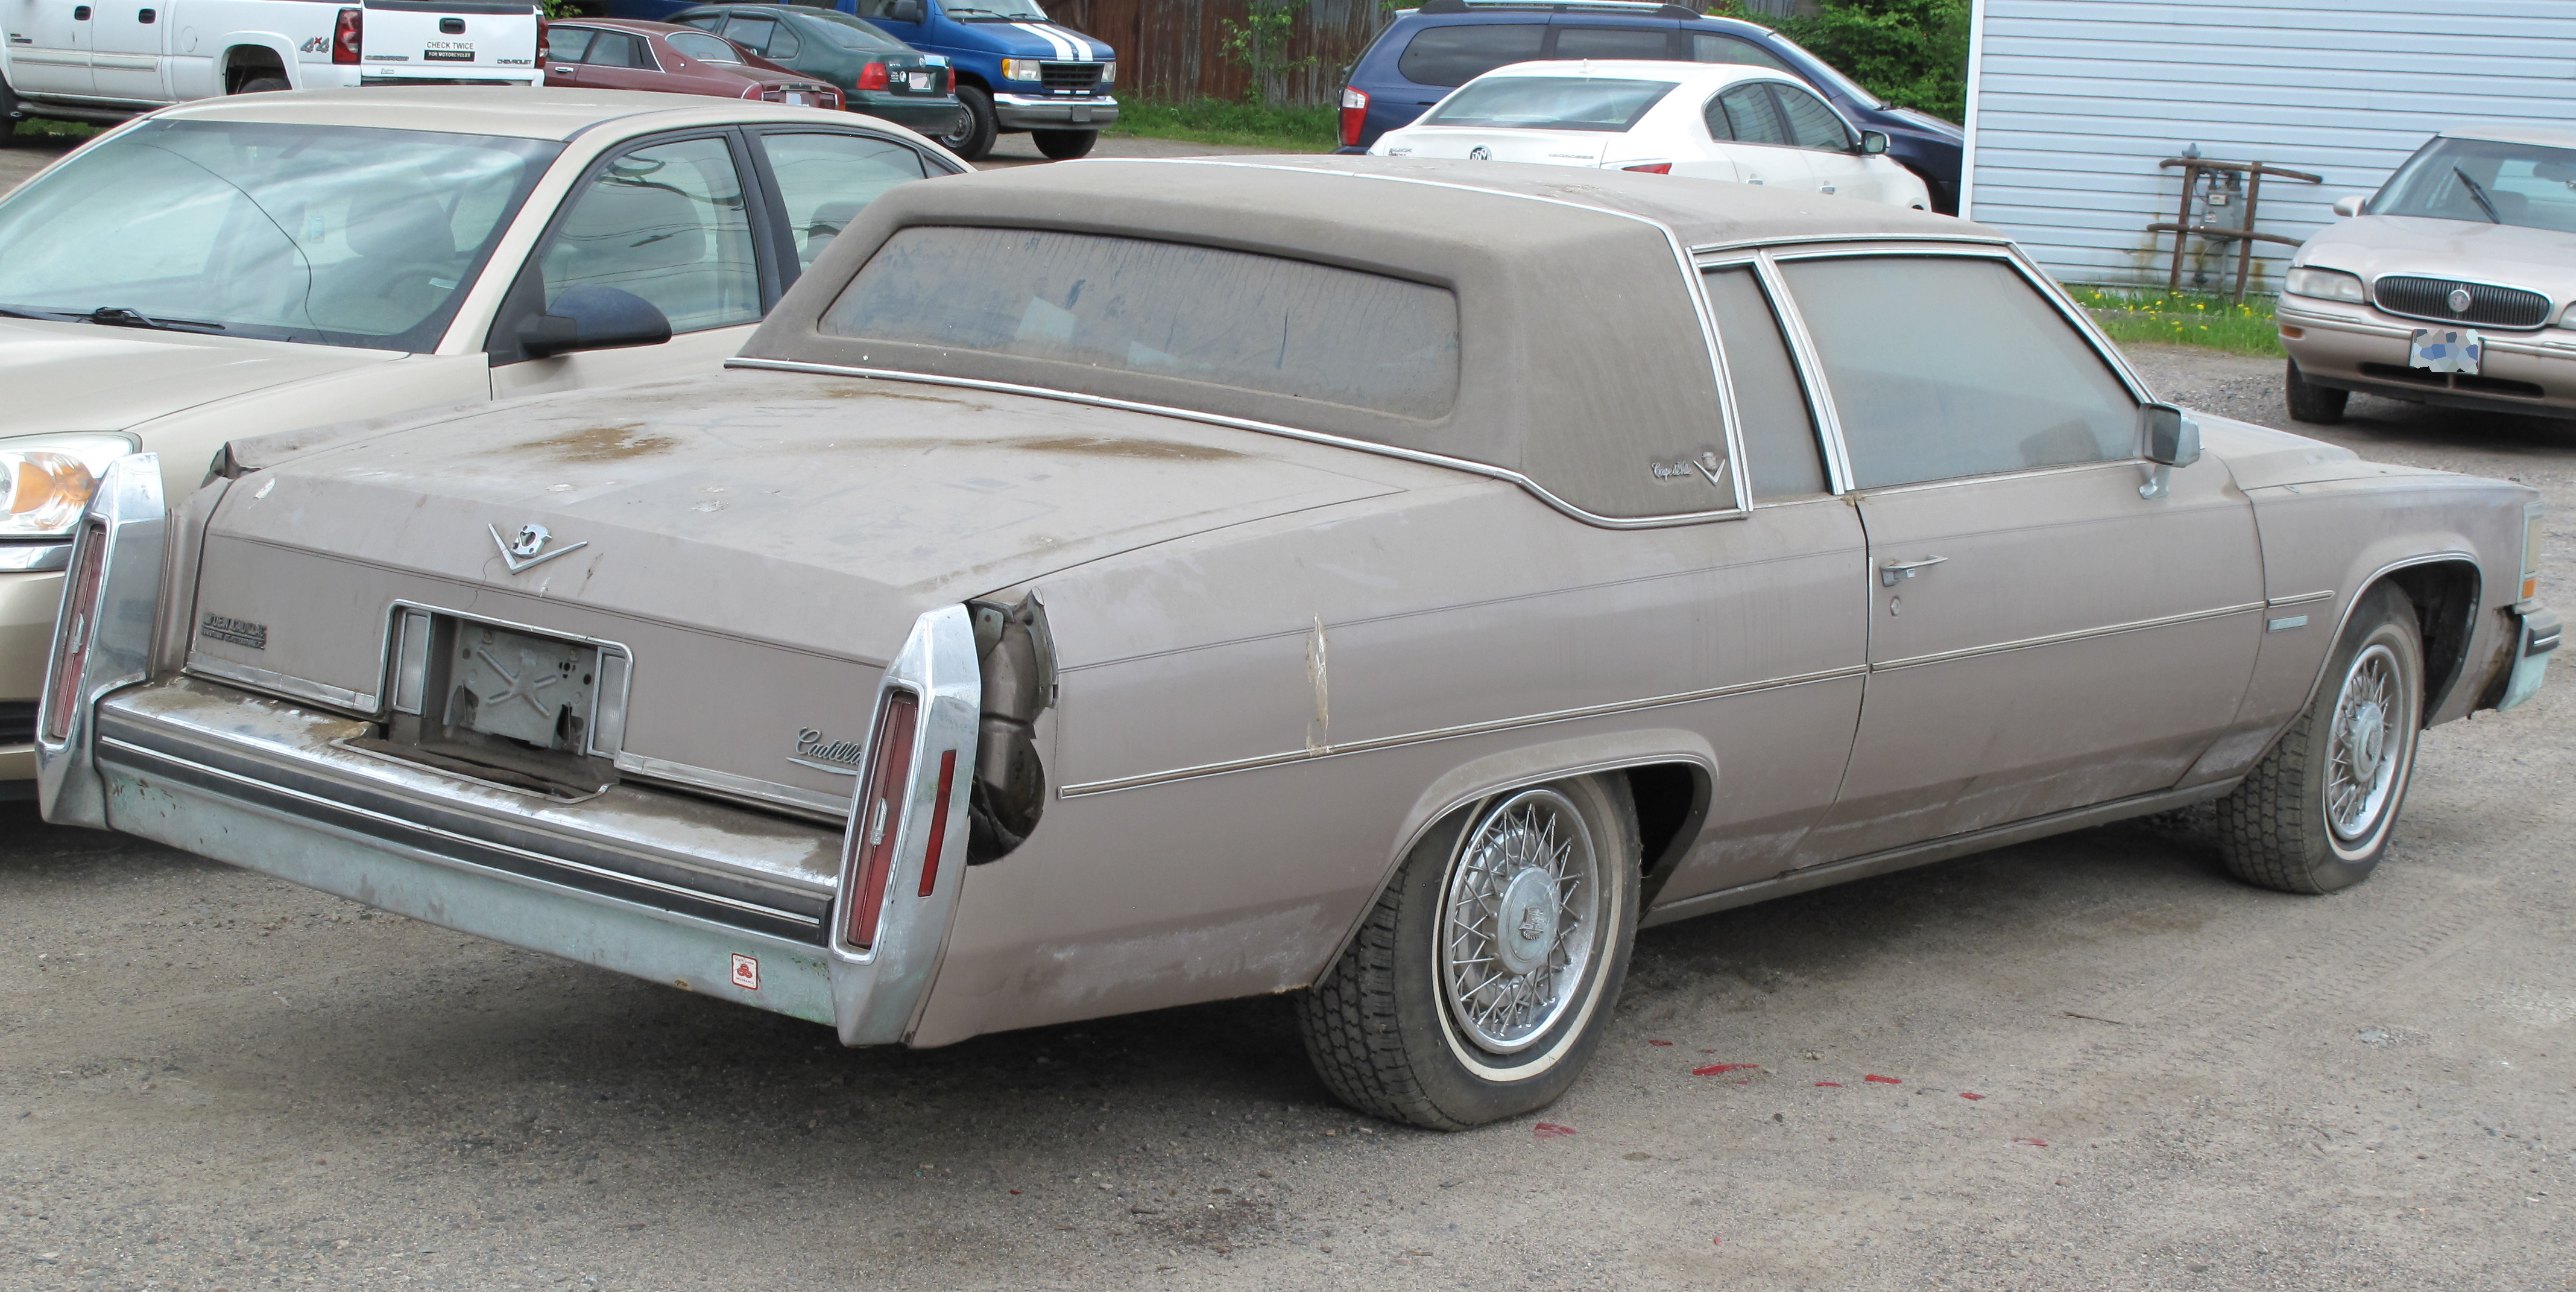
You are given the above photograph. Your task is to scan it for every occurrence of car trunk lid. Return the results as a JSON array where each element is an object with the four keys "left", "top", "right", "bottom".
[{"left": 1389, "top": 128, "right": 1612, "bottom": 167}]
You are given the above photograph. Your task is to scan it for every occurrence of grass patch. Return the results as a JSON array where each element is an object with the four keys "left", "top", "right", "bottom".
[
  {"left": 2069, "top": 285, "right": 2284, "bottom": 358},
  {"left": 1105, "top": 99, "right": 1337, "bottom": 153},
  {"left": 10, "top": 119, "right": 103, "bottom": 143}
]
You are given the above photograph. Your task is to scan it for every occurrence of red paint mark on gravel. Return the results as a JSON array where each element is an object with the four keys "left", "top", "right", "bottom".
[
  {"left": 1814, "top": 1081, "right": 1842, "bottom": 1088},
  {"left": 1864, "top": 1075, "right": 1902, "bottom": 1085},
  {"left": 1647, "top": 1040, "right": 1673, "bottom": 1047},
  {"left": 1959, "top": 1092, "right": 1985, "bottom": 1101},
  {"left": 1711, "top": 1237, "right": 1724, "bottom": 1247},
  {"left": 1694, "top": 1063, "right": 1760, "bottom": 1076},
  {"left": 2015, "top": 1137, "right": 2049, "bottom": 1148},
  {"left": 1534, "top": 1123, "right": 1577, "bottom": 1139},
  {"left": 1008, "top": 1189, "right": 1022, "bottom": 1195}
]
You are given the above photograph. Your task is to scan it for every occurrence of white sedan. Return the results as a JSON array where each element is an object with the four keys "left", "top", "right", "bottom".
[{"left": 1371, "top": 60, "right": 1931, "bottom": 210}]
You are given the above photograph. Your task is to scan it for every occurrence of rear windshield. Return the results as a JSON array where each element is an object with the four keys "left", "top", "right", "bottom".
[
  {"left": 1397, "top": 23, "right": 1544, "bottom": 88},
  {"left": 1423, "top": 76, "right": 1676, "bottom": 132},
  {"left": 823, "top": 228, "right": 1460, "bottom": 419}
]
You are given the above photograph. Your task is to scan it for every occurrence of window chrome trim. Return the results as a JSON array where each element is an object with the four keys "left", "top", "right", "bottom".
[
  {"left": 1056, "top": 662, "right": 1866, "bottom": 799},
  {"left": 1747, "top": 250, "right": 1855, "bottom": 495},
  {"left": 1688, "top": 230, "right": 2013, "bottom": 256},
  {"left": 727, "top": 359, "right": 1758, "bottom": 530}
]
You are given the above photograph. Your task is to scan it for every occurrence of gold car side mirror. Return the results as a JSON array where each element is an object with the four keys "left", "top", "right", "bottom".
[{"left": 2139, "top": 402, "right": 2202, "bottom": 499}]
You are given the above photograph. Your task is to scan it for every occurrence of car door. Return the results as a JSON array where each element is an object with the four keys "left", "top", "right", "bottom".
[
  {"left": 1774, "top": 251, "right": 2263, "bottom": 863},
  {"left": 7, "top": 0, "right": 94, "bottom": 95},
  {"left": 488, "top": 130, "right": 777, "bottom": 401},
  {"left": 1703, "top": 81, "right": 1805, "bottom": 191},
  {"left": 539, "top": 23, "right": 597, "bottom": 84},
  {"left": 1765, "top": 81, "right": 1875, "bottom": 202},
  {"left": 86, "top": 0, "right": 162, "bottom": 101}
]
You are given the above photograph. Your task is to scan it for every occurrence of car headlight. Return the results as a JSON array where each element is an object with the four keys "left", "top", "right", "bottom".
[
  {"left": 2285, "top": 266, "right": 2367, "bottom": 304},
  {"left": 1, "top": 434, "right": 134, "bottom": 541},
  {"left": 1001, "top": 57, "right": 1043, "bottom": 81},
  {"left": 1098, "top": 60, "right": 1114, "bottom": 85}
]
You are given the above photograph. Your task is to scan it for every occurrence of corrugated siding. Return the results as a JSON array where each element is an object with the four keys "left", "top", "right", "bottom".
[{"left": 1963, "top": 0, "right": 2576, "bottom": 290}]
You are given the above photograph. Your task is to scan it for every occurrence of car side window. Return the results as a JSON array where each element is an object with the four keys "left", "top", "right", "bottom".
[
  {"left": 720, "top": 15, "right": 783, "bottom": 57},
  {"left": 1716, "top": 84, "right": 1787, "bottom": 146},
  {"left": 1690, "top": 32, "right": 1790, "bottom": 71},
  {"left": 582, "top": 30, "right": 652, "bottom": 69},
  {"left": 1780, "top": 256, "right": 2138, "bottom": 489},
  {"left": 1395, "top": 24, "right": 1545, "bottom": 88},
  {"left": 1769, "top": 84, "right": 1850, "bottom": 151},
  {"left": 666, "top": 31, "right": 742, "bottom": 63},
  {"left": 1702, "top": 266, "right": 1825, "bottom": 499},
  {"left": 540, "top": 136, "right": 760, "bottom": 336},
  {"left": 543, "top": 25, "right": 596, "bottom": 62},
  {"left": 1552, "top": 25, "right": 1672, "bottom": 60},
  {"left": 758, "top": 131, "right": 929, "bottom": 271}
]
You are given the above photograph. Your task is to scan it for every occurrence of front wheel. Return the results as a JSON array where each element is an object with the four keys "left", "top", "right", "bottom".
[
  {"left": 938, "top": 85, "right": 997, "bottom": 161},
  {"left": 2214, "top": 583, "right": 2424, "bottom": 893},
  {"left": 2285, "top": 359, "right": 2349, "bottom": 425},
  {"left": 1032, "top": 128, "right": 1095, "bottom": 160},
  {"left": 1296, "top": 776, "right": 1640, "bottom": 1129}
]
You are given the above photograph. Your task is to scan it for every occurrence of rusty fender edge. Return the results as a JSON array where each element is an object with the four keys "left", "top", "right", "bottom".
[{"left": 94, "top": 736, "right": 838, "bottom": 1028}]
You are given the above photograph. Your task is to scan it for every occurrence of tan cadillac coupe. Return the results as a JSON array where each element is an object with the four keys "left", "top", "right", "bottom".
[
  {"left": 36, "top": 159, "right": 2561, "bottom": 1129},
  {"left": 2280, "top": 127, "right": 2576, "bottom": 424}
]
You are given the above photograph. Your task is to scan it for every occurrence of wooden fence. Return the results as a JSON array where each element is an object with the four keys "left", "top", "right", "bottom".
[{"left": 1041, "top": 0, "right": 1392, "bottom": 105}]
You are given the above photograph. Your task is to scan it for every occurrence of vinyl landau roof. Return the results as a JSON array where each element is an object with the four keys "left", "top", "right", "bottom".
[{"left": 740, "top": 156, "right": 1998, "bottom": 522}]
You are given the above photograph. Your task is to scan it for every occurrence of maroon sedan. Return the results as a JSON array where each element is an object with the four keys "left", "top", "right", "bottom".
[{"left": 541, "top": 17, "right": 844, "bottom": 110}]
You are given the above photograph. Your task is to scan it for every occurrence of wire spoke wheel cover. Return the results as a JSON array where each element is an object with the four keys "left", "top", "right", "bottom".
[
  {"left": 1437, "top": 788, "right": 1602, "bottom": 1056},
  {"left": 2325, "top": 642, "right": 2407, "bottom": 844}
]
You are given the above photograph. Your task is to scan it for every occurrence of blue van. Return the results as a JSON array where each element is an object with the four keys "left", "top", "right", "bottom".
[
  {"left": 606, "top": 0, "right": 1116, "bottom": 161},
  {"left": 1337, "top": 0, "right": 1963, "bottom": 212}
]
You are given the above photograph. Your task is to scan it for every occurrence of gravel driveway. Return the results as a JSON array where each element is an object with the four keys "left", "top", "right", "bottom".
[{"left": 4, "top": 324, "right": 2571, "bottom": 1290}]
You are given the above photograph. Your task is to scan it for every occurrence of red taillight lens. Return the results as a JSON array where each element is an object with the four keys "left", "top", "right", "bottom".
[
  {"left": 42, "top": 522, "right": 107, "bottom": 743},
  {"left": 942, "top": 65, "right": 954, "bottom": 93},
  {"left": 1338, "top": 86, "right": 1368, "bottom": 148},
  {"left": 918, "top": 749, "right": 956, "bottom": 898},
  {"left": 857, "top": 62, "right": 888, "bottom": 91},
  {"left": 332, "top": 7, "right": 362, "bottom": 64},
  {"left": 1622, "top": 162, "right": 1672, "bottom": 174},
  {"left": 842, "top": 691, "right": 918, "bottom": 949}
]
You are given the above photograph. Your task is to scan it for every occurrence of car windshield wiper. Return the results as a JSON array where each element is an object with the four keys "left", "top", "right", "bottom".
[
  {"left": 2452, "top": 166, "right": 2504, "bottom": 224},
  {"left": 0, "top": 303, "right": 78, "bottom": 321},
  {"left": 79, "top": 306, "right": 228, "bottom": 334}
]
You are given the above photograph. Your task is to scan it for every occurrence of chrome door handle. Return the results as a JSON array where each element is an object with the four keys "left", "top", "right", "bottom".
[
  {"left": 1878, "top": 555, "right": 1948, "bottom": 586},
  {"left": 1819, "top": 185, "right": 1836, "bottom": 194}
]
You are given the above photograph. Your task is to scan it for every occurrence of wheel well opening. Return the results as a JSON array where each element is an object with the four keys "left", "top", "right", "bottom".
[
  {"left": 1624, "top": 762, "right": 1706, "bottom": 893},
  {"left": 224, "top": 47, "right": 286, "bottom": 93},
  {"left": 2384, "top": 561, "right": 2481, "bottom": 717},
  {"left": 955, "top": 71, "right": 990, "bottom": 92}
]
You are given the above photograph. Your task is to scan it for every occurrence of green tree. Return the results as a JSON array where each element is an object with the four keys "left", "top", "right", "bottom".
[
  {"left": 1220, "top": 0, "right": 1315, "bottom": 107},
  {"left": 1775, "top": 0, "right": 1971, "bottom": 125}
]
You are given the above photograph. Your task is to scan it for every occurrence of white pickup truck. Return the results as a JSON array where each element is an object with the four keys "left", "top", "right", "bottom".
[{"left": 3, "top": 0, "right": 538, "bottom": 126}]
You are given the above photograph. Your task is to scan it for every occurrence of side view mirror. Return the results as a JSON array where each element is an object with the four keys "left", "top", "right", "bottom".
[
  {"left": 517, "top": 285, "right": 671, "bottom": 359},
  {"left": 1857, "top": 130, "right": 1889, "bottom": 156},
  {"left": 2332, "top": 194, "right": 2369, "bottom": 218},
  {"left": 2138, "top": 402, "right": 2202, "bottom": 499},
  {"left": 888, "top": 0, "right": 923, "bottom": 21}
]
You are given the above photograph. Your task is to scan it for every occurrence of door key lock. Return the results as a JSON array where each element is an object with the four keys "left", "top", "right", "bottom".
[{"left": 1878, "top": 555, "right": 1948, "bottom": 587}]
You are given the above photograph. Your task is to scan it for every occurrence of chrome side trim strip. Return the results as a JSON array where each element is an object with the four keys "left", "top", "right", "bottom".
[
  {"left": 1871, "top": 601, "right": 2266, "bottom": 672},
  {"left": 1058, "top": 663, "right": 1865, "bottom": 799},
  {"left": 614, "top": 750, "right": 850, "bottom": 820},
  {"left": 1750, "top": 250, "right": 1855, "bottom": 496},
  {"left": 186, "top": 653, "right": 377, "bottom": 716},
  {"left": 1689, "top": 231, "right": 2012, "bottom": 255},
  {"left": 2267, "top": 589, "right": 2335, "bottom": 609},
  {"left": 727, "top": 359, "right": 1754, "bottom": 531}
]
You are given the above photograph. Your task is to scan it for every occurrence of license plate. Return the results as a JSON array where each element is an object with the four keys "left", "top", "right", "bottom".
[
  {"left": 449, "top": 620, "right": 602, "bottom": 751},
  {"left": 784, "top": 92, "right": 809, "bottom": 106},
  {"left": 1071, "top": 106, "right": 1092, "bottom": 123},
  {"left": 907, "top": 72, "right": 932, "bottom": 91},
  {"left": 2410, "top": 327, "right": 2481, "bottom": 375}
]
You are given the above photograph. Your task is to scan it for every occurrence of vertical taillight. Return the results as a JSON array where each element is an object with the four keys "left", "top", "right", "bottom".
[
  {"left": 857, "top": 62, "right": 889, "bottom": 91},
  {"left": 42, "top": 521, "right": 107, "bottom": 743},
  {"left": 2522, "top": 502, "right": 2545, "bottom": 603},
  {"left": 842, "top": 691, "right": 918, "bottom": 949},
  {"left": 332, "top": 7, "right": 362, "bottom": 63},
  {"left": 918, "top": 749, "right": 956, "bottom": 898},
  {"left": 1338, "top": 86, "right": 1368, "bottom": 148}
]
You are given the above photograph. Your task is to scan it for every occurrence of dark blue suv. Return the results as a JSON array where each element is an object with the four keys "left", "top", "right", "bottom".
[{"left": 1337, "top": 0, "right": 1963, "bottom": 212}]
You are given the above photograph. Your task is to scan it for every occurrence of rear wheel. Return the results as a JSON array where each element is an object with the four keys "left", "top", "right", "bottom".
[
  {"left": 235, "top": 75, "right": 291, "bottom": 94},
  {"left": 2214, "top": 583, "right": 2424, "bottom": 893},
  {"left": 939, "top": 85, "right": 997, "bottom": 161},
  {"left": 1032, "top": 128, "right": 1095, "bottom": 160},
  {"left": 2285, "top": 359, "right": 2349, "bottom": 425},
  {"left": 1296, "top": 776, "right": 1639, "bottom": 1129}
]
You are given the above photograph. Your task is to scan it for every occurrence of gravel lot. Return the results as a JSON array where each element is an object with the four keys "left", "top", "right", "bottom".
[{"left": 3, "top": 204, "right": 2572, "bottom": 1291}]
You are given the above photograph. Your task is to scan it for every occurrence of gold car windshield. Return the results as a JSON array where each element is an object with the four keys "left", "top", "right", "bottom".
[
  {"left": 0, "top": 120, "right": 558, "bottom": 352},
  {"left": 2374, "top": 136, "right": 2576, "bottom": 235}
]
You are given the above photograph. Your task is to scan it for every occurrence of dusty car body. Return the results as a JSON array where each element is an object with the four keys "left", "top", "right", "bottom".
[
  {"left": 0, "top": 86, "right": 964, "bottom": 794},
  {"left": 2280, "top": 127, "right": 2576, "bottom": 423},
  {"left": 36, "top": 159, "right": 2560, "bottom": 1127}
]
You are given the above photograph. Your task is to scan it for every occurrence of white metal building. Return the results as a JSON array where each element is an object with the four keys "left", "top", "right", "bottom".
[{"left": 1962, "top": 0, "right": 2576, "bottom": 292}]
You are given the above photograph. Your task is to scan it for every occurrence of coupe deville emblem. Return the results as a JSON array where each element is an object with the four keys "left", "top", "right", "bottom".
[
  {"left": 789, "top": 727, "right": 868, "bottom": 774},
  {"left": 2447, "top": 287, "right": 2473, "bottom": 313},
  {"left": 1649, "top": 450, "right": 1730, "bottom": 487},
  {"left": 1468, "top": 146, "right": 1491, "bottom": 160},
  {"left": 488, "top": 522, "right": 589, "bottom": 574}
]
